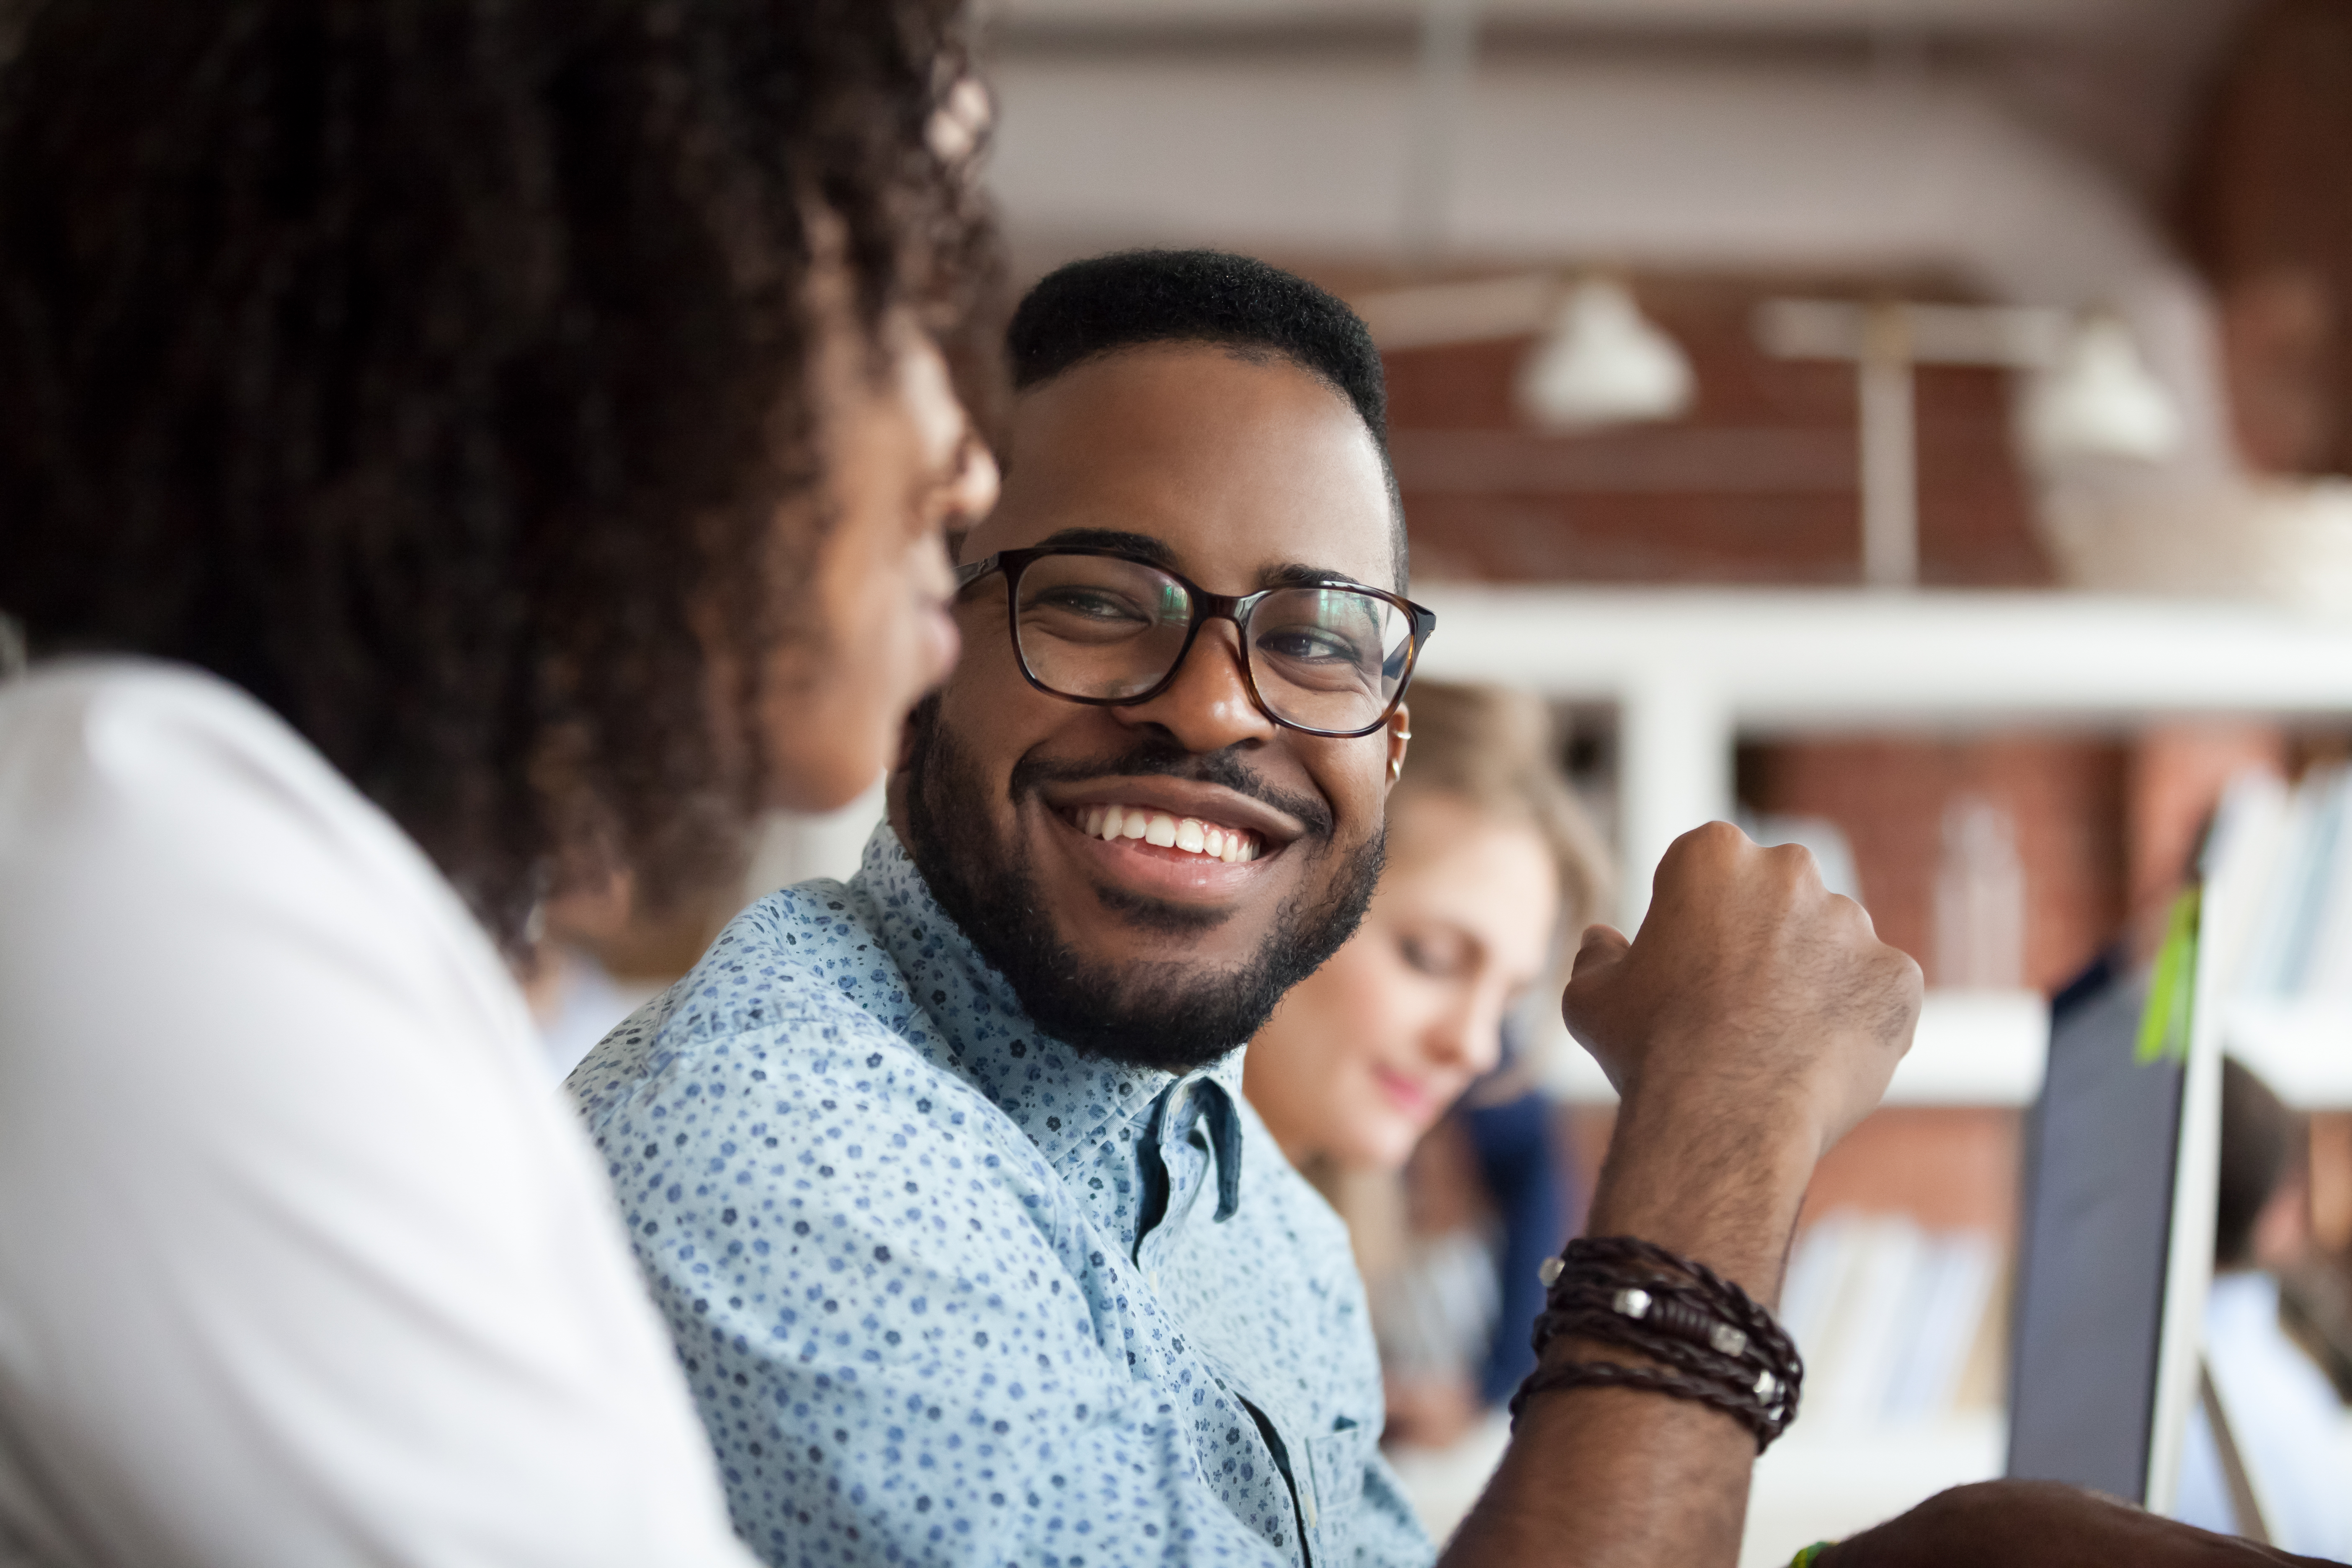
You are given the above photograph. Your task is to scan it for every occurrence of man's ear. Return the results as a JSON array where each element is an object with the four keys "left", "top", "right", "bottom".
[
  {"left": 885, "top": 709, "right": 921, "bottom": 829},
  {"left": 886, "top": 696, "right": 939, "bottom": 834},
  {"left": 1385, "top": 702, "right": 1411, "bottom": 788},
  {"left": 884, "top": 766, "right": 910, "bottom": 838},
  {"left": 892, "top": 708, "right": 923, "bottom": 776}
]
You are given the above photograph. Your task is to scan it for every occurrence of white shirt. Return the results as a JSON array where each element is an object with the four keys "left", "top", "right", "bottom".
[{"left": 0, "top": 661, "right": 757, "bottom": 1568}]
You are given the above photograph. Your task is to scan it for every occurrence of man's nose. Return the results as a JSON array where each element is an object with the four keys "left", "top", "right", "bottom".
[{"left": 1112, "top": 621, "right": 1278, "bottom": 753}]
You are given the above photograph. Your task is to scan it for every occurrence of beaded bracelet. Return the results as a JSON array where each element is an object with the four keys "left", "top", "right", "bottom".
[{"left": 1510, "top": 1235, "right": 1804, "bottom": 1451}]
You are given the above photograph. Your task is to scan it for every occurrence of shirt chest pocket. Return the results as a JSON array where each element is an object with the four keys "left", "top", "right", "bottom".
[{"left": 1299, "top": 1415, "right": 1373, "bottom": 1551}]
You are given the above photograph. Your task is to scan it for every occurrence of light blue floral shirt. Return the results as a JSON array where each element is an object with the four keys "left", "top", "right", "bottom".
[{"left": 569, "top": 827, "right": 1432, "bottom": 1568}]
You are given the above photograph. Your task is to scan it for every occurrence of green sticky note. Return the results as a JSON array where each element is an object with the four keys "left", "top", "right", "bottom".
[{"left": 2135, "top": 886, "right": 2200, "bottom": 1066}]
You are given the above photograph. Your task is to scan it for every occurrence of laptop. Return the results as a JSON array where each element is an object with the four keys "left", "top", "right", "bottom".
[{"left": 2004, "top": 871, "right": 2231, "bottom": 1511}]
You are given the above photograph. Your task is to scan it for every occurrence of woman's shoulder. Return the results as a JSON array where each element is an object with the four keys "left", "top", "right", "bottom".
[
  {"left": 0, "top": 658, "right": 526, "bottom": 1046},
  {"left": 10, "top": 658, "right": 450, "bottom": 879},
  {"left": 3, "top": 657, "right": 392, "bottom": 849}
]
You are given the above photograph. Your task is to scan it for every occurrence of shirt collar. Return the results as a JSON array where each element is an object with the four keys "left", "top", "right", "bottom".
[{"left": 854, "top": 824, "right": 1246, "bottom": 1215}]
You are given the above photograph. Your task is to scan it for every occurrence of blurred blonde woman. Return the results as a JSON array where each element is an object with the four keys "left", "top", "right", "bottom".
[{"left": 1243, "top": 680, "right": 1612, "bottom": 1447}]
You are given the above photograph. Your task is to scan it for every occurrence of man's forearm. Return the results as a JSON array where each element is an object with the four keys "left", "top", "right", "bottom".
[
  {"left": 1439, "top": 1088, "right": 1819, "bottom": 1568},
  {"left": 1441, "top": 825, "right": 1920, "bottom": 1566}
]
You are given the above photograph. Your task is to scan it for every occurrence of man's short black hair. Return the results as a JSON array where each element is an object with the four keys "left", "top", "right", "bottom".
[{"left": 1006, "top": 250, "right": 1407, "bottom": 588}]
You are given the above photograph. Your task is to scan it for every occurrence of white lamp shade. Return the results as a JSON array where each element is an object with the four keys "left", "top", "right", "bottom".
[
  {"left": 2023, "top": 315, "right": 2182, "bottom": 464},
  {"left": 1514, "top": 279, "right": 1694, "bottom": 432}
]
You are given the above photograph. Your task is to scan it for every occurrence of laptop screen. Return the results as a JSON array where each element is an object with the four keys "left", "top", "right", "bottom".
[{"left": 2005, "top": 962, "right": 2184, "bottom": 1504}]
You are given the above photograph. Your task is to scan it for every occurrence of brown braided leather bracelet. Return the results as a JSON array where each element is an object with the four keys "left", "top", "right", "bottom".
[{"left": 1509, "top": 1235, "right": 1804, "bottom": 1452}]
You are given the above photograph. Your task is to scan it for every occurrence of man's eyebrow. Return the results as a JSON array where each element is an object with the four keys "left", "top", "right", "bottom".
[
  {"left": 1024, "top": 533, "right": 1369, "bottom": 592},
  {"left": 1259, "top": 561, "right": 1365, "bottom": 591},
  {"left": 1031, "top": 526, "right": 1176, "bottom": 568}
]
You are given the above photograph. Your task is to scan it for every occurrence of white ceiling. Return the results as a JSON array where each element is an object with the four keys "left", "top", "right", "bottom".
[
  {"left": 986, "top": 53, "right": 2167, "bottom": 297},
  {"left": 976, "top": 3, "right": 2247, "bottom": 487},
  {"left": 986, "top": 0, "right": 2181, "bottom": 39}
]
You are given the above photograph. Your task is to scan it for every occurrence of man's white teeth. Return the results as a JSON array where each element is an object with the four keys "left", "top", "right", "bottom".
[{"left": 1073, "top": 805, "right": 1259, "bottom": 862}]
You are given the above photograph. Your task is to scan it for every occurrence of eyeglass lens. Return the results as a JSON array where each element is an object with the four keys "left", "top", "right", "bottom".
[{"left": 1011, "top": 553, "right": 1413, "bottom": 734}]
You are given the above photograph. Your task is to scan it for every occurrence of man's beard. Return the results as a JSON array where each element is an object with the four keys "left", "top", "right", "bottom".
[{"left": 897, "top": 696, "right": 1384, "bottom": 1074}]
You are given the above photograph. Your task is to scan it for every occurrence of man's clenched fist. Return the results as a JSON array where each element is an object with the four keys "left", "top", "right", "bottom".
[{"left": 1563, "top": 821, "right": 1922, "bottom": 1161}]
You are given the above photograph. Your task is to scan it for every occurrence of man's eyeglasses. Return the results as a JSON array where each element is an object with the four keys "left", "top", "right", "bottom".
[{"left": 954, "top": 547, "right": 1437, "bottom": 740}]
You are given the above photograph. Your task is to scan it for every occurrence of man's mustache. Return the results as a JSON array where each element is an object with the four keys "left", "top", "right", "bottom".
[{"left": 1007, "top": 739, "right": 1336, "bottom": 841}]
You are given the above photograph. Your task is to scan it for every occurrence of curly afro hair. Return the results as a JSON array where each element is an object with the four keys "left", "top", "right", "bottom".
[{"left": 0, "top": 0, "right": 1000, "bottom": 946}]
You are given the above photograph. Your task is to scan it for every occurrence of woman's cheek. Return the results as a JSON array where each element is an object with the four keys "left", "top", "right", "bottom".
[
  {"left": 842, "top": 533, "right": 928, "bottom": 710},
  {"left": 907, "top": 536, "right": 961, "bottom": 688},
  {"left": 1354, "top": 1093, "right": 1426, "bottom": 1171},
  {"left": 1284, "top": 959, "right": 1382, "bottom": 1129},
  {"left": 1331, "top": 944, "right": 1411, "bottom": 1052}
]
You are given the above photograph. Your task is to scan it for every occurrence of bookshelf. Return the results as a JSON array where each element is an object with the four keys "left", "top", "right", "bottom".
[
  {"left": 1419, "top": 584, "right": 2352, "bottom": 1111},
  {"left": 1388, "top": 1409, "right": 2008, "bottom": 1568},
  {"left": 1740, "top": 1415, "right": 2005, "bottom": 1568},
  {"left": 1413, "top": 586, "right": 2352, "bottom": 926},
  {"left": 1410, "top": 585, "right": 2352, "bottom": 1552},
  {"left": 1536, "top": 986, "right": 2048, "bottom": 1106},
  {"left": 2226, "top": 1001, "right": 2352, "bottom": 1105}
]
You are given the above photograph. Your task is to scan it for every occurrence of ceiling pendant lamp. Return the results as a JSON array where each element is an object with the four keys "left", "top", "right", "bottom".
[
  {"left": 1514, "top": 277, "right": 1695, "bottom": 432},
  {"left": 2022, "top": 313, "right": 2182, "bottom": 463}
]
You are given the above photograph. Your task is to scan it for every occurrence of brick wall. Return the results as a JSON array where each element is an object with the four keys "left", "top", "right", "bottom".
[
  {"left": 1373, "top": 272, "right": 2054, "bottom": 589},
  {"left": 1741, "top": 733, "right": 2130, "bottom": 993}
]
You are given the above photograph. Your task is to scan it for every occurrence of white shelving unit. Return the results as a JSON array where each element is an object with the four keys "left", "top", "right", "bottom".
[
  {"left": 1386, "top": 1404, "right": 2008, "bottom": 1562},
  {"left": 2220, "top": 998, "right": 2352, "bottom": 1108},
  {"left": 1739, "top": 1415, "right": 2007, "bottom": 1568},
  {"left": 1415, "top": 586, "right": 2352, "bottom": 923},
  {"left": 1537, "top": 986, "right": 2050, "bottom": 1106},
  {"left": 1408, "top": 587, "right": 2352, "bottom": 1552},
  {"left": 1417, "top": 585, "right": 2352, "bottom": 1107}
]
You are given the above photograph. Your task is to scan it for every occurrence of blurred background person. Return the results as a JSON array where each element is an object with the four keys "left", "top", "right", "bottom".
[
  {"left": 0, "top": 1, "right": 997, "bottom": 1563},
  {"left": 1243, "top": 680, "right": 1611, "bottom": 1454}
]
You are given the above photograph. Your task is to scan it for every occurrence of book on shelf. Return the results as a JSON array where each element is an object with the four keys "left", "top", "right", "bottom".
[
  {"left": 1777, "top": 1210, "right": 2001, "bottom": 1435},
  {"left": 2194, "top": 769, "right": 2352, "bottom": 1107}
]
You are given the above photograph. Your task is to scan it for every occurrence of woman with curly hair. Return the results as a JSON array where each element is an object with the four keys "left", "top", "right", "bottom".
[{"left": 0, "top": 2, "right": 998, "bottom": 1563}]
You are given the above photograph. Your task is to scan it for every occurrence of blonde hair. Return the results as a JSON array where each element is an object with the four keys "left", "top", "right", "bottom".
[{"left": 1390, "top": 680, "right": 1614, "bottom": 931}]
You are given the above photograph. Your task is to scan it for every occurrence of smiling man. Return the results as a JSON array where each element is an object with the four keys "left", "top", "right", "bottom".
[
  {"left": 893, "top": 297, "right": 1421, "bottom": 1080},
  {"left": 574, "top": 252, "right": 1433, "bottom": 1566},
  {"left": 569, "top": 253, "right": 2306, "bottom": 1568}
]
